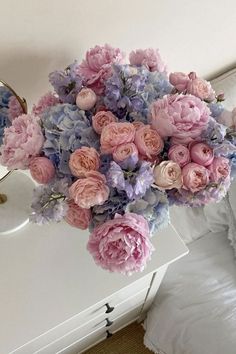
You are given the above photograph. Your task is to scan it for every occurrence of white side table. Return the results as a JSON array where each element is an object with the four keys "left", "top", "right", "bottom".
[{"left": 0, "top": 222, "right": 188, "bottom": 354}]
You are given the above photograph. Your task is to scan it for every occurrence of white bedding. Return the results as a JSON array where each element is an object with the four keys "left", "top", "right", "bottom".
[{"left": 144, "top": 230, "right": 236, "bottom": 354}]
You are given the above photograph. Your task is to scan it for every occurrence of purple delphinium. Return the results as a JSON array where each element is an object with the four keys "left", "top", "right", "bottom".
[
  {"left": 106, "top": 160, "right": 154, "bottom": 200},
  {"left": 30, "top": 178, "right": 70, "bottom": 224},
  {"left": 126, "top": 188, "right": 169, "bottom": 236},
  {"left": 89, "top": 188, "right": 129, "bottom": 230},
  {"left": 49, "top": 61, "right": 82, "bottom": 104},
  {"left": 42, "top": 104, "right": 99, "bottom": 175}
]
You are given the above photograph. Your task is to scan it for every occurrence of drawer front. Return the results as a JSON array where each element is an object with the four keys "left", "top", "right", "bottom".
[
  {"left": 36, "top": 288, "right": 148, "bottom": 354},
  {"left": 58, "top": 306, "right": 142, "bottom": 354}
]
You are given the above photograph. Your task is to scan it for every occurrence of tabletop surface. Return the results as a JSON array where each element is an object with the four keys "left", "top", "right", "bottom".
[{"left": 0, "top": 221, "right": 188, "bottom": 353}]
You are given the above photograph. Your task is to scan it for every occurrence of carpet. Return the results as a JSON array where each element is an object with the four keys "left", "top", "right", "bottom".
[{"left": 84, "top": 322, "right": 153, "bottom": 354}]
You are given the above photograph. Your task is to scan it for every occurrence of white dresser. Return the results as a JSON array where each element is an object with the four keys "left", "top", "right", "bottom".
[{"left": 0, "top": 221, "right": 188, "bottom": 354}]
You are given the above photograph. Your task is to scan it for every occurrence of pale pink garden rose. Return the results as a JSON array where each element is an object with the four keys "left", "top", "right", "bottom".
[
  {"left": 100, "top": 122, "right": 135, "bottom": 154},
  {"left": 113, "top": 142, "right": 138, "bottom": 163},
  {"left": 190, "top": 142, "right": 214, "bottom": 167},
  {"left": 64, "top": 201, "right": 91, "bottom": 230},
  {"left": 168, "top": 144, "right": 190, "bottom": 167},
  {"left": 32, "top": 92, "right": 60, "bottom": 116},
  {"left": 92, "top": 111, "right": 117, "bottom": 134},
  {"left": 150, "top": 94, "right": 210, "bottom": 144},
  {"left": 0, "top": 114, "right": 44, "bottom": 170},
  {"left": 187, "top": 72, "right": 215, "bottom": 101},
  {"left": 87, "top": 213, "right": 154, "bottom": 275},
  {"left": 129, "top": 48, "right": 167, "bottom": 73},
  {"left": 154, "top": 161, "right": 183, "bottom": 190},
  {"left": 208, "top": 157, "right": 230, "bottom": 183},
  {"left": 69, "top": 147, "right": 100, "bottom": 178},
  {"left": 69, "top": 171, "right": 109, "bottom": 209},
  {"left": 134, "top": 125, "right": 164, "bottom": 159},
  {"left": 132, "top": 121, "right": 145, "bottom": 130},
  {"left": 169, "top": 72, "right": 190, "bottom": 92},
  {"left": 8, "top": 96, "right": 24, "bottom": 121},
  {"left": 78, "top": 44, "right": 124, "bottom": 95},
  {"left": 76, "top": 88, "right": 97, "bottom": 110},
  {"left": 29, "top": 157, "right": 55, "bottom": 184},
  {"left": 182, "top": 162, "right": 210, "bottom": 193}
]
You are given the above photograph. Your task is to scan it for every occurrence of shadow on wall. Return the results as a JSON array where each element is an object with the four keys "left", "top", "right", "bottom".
[{"left": 0, "top": 48, "right": 71, "bottom": 108}]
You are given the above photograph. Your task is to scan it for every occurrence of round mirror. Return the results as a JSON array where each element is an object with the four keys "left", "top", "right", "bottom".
[{"left": 0, "top": 80, "right": 35, "bottom": 235}]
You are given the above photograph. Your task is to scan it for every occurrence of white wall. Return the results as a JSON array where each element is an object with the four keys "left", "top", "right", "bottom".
[{"left": 1, "top": 0, "right": 236, "bottom": 106}]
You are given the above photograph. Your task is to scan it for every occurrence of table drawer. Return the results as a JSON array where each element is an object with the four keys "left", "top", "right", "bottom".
[
  {"left": 36, "top": 288, "right": 148, "bottom": 354},
  {"left": 58, "top": 306, "right": 143, "bottom": 354}
]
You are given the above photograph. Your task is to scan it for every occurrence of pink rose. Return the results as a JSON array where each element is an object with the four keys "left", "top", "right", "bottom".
[
  {"left": 169, "top": 72, "right": 190, "bottom": 92},
  {"left": 76, "top": 88, "right": 97, "bottom": 110},
  {"left": 92, "top": 111, "right": 117, "bottom": 134},
  {"left": 208, "top": 157, "right": 230, "bottom": 182},
  {"left": 64, "top": 201, "right": 91, "bottom": 229},
  {"left": 182, "top": 163, "right": 210, "bottom": 193},
  {"left": 87, "top": 213, "right": 154, "bottom": 275},
  {"left": 190, "top": 142, "right": 214, "bottom": 166},
  {"left": 187, "top": 72, "right": 215, "bottom": 101},
  {"left": 100, "top": 122, "right": 135, "bottom": 154},
  {"left": 150, "top": 94, "right": 210, "bottom": 144},
  {"left": 69, "top": 171, "right": 109, "bottom": 209},
  {"left": 154, "top": 161, "right": 183, "bottom": 190},
  {"left": 132, "top": 121, "right": 145, "bottom": 130},
  {"left": 134, "top": 125, "right": 164, "bottom": 159},
  {"left": 168, "top": 144, "right": 190, "bottom": 167},
  {"left": 8, "top": 96, "right": 24, "bottom": 121},
  {"left": 78, "top": 44, "right": 124, "bottom": 95},
  {"left": 0, "top": 114, "right": 44, "bottom": 170},
  {"left": 113, "top": 143, "right": 138, "bottom": 163},
  {"left": 69, "top": 147, "right": 100, "bottom": 177},
  {"left": 129, "top": 48, "right": 167, "bottom": 73},
  {"left": 32, "top": 92, "right": 60, "bottom": 116},
  {"left": 29, "top": 157, "right": 55, "bottom": 184}
]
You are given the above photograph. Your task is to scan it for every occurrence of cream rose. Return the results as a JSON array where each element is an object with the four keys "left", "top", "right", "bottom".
[{"left": 154, "top": 161, "right": 183, "bottom": 190}]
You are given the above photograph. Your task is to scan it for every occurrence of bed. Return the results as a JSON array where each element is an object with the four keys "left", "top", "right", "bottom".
[{"left": 144, "top": 68, "right": 236, "bottom": 354}]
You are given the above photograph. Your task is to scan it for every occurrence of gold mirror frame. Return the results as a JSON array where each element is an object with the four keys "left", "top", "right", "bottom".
[{"left": 0, "top": 79, "right": 27, "bottom": 201}]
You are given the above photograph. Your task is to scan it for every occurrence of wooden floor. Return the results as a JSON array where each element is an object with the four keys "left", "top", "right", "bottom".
[{"left": 84, "top": 322, "right": 153, "bottom": 354}]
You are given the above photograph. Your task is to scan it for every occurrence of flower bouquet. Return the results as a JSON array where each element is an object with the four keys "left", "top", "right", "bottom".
[{"left": 1, "top": 45, "right": 235, "bottom": 274}]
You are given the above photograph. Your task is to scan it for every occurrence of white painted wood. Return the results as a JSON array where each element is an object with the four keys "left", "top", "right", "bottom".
[{"left": 0, "top": 223, "right": 187, "bottom": 354}]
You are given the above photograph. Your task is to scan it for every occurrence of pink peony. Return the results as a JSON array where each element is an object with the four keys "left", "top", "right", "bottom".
[
  {"left": 150, "top": 94, "right": 210, "bottom": 144},
  {"left": 187, "top": 72, "right": 215, "bottom": 101},
  {"left": 87, "top": 213, "right": 154, "bottom": 275},
  {"left": 154, "top": 161, "right": 183, "bottom": 190},
  {"left": 208, "top": 157, "right": 230, "bottom": 182},
  {"left": 64, "top": 201, "right": 91, "bottom": 229},
  {"left": 169, "top": 72, "right": 190, "bottom": 92},
  {"left": 76, "top": 88, "right": 97, "bottom": 110},
  {"left": 8, "top": 96, "right": 24, "bottom": 121},
  {"left": 29, "top": 157, "right": 55, "bottom": 184},
  {"left": 129, "top": 48, "right": 167, "bottom": 73},
  {"left": 92, "top": 110, "right": 117, "bottom": 134},
  {"left": 69, "top": 171, "right": 109, "bottom": 209},
  {"left": 32, "top": 92, "right": 60, "bottom": 116},
  {"left": 113, "top": 142, "right": 138, "bottom": 163},
  {"left": 69, "top": 147, "right": 100, "bottom": 177},
  {"left": 168, "top": 144, "right": 190, "bottom": 167},
  {"left": 182, "top": 162, "right": 210, "bottom": 193},
  {"left": 78, "top": 44, "right": 124, "bottom": 95},
  {"left": 0, "top": 114, "right": 44, "bottom": 170},
  {"left": 134, "top": 125, "right": 164, "bottom": 159},
  {"left": 190, "top": 142, "right": 214, "bottom": 167},
  {"left": 100, "top": 122, "right": 135, "bottom": 154}
]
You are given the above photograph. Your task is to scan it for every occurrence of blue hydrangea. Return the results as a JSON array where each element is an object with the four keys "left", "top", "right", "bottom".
[
  {"left": 49, "top": 61, "right": 82, "bottom": 104},
  {"left": 42, "top": 104, "right": 99, "bottom": 175},
  {"left": 0, "top": 86, "right": 12, "bottom": 144},
  {"left": 208, "top": 102, "right": 224, "bottom": 118}
]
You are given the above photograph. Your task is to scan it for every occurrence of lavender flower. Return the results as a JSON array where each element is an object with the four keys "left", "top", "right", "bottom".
[
  {"left": 49, "top": 61, "right": 82, "bottom": 104},
  {"left": 42, "top": 104, "right": 99, "bottom": 175},
  {"left": 126, "top": 188, "right": 169, "bottom": 235},
  {"left": 30, "top": 178, "right": 70, "bottom": 224},
  {"left": 90, "top": 188, "right": 129, "bottom": 230},
  {"left": 106, "top": 161, "right": 154, "bottom": 200}
]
